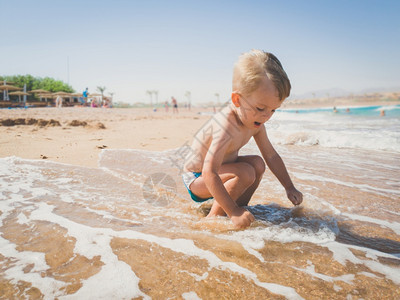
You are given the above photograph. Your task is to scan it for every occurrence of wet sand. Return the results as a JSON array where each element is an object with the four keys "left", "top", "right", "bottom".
[{"left": 1, "top": 104, "right": 399, "bottom": 299}]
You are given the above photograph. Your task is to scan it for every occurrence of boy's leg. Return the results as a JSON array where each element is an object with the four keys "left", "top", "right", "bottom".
[
  {"left": 189, "top": 161, "right": 257, "bottom": 216},
  {"left": 235, "top": 155, "right": 265, "bottom": 206}
]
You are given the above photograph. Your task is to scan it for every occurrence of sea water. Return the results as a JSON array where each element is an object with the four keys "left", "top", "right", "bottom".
[
  {"left": 270, "top": 104, "right": 400, "bottom": 152},
  {"left": 0, "top": 105, "right": 399, "bottom": 299}
]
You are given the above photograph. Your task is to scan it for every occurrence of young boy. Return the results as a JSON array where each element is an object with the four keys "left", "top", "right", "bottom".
[{"left": 182, "top": 50, "right": 303, "bottom": 229}]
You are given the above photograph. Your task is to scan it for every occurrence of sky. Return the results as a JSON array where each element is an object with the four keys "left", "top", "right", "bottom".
[{"left": 1, "top": 0, "right": 399, "bottom": 104}]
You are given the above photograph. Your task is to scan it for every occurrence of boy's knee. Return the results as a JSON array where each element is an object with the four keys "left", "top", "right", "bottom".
[
  {"left": 237, "top": 162, "right": 256, "bottom": 187},
  {"left": 252, "top": 156, "right": 266, "bottom": 176}
]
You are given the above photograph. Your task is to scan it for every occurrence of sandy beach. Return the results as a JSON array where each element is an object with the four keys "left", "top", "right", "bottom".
[
  {"left": 1, "top": 103, "right": 399, "bottom": 299},
  {"left": 0, "top": 107, "right": 210, "bottom": 168},
  {"left": 1, "top": 99, "right": 399, "bottom": 167}
]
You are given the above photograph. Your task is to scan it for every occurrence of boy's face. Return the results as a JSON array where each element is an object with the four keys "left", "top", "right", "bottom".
[{"left": 233, "top": 77, "right": 282, "bottom": 129}]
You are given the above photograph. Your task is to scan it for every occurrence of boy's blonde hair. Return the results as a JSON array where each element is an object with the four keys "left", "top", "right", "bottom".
[{"left": 232, "top": 50, "right": 291, "bottom": 100}]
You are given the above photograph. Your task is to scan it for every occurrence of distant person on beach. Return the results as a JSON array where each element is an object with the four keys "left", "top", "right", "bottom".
[
  {"left": 182, "top": 50, "right": 303, "bottom": 229},
  {"left": 380, "top": 109, "right": 385, "bottom": 117},
  {"left": 83, "top": 88, "right": 89, "bottom": 105},
  {"left": 91, "top": 97, "right": 97, "bottom": 108},
  {"left": 172, "top": 97, "right": 178, "bottom": 113},
  {"left": 333, "top": 106, "right": 338, "bottom": 113},
  {"left": 55, "top": 96, "right": 63, "bottom": 108},
  {"left": 164, "top": 101, "right": 169, "bottom": 112}
]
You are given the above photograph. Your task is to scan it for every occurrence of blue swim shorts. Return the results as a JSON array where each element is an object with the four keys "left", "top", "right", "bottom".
[{"left": 182, "top": 172, "right": 213, "bottom": 203}]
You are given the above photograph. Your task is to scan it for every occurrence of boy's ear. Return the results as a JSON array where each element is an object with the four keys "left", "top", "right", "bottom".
[{"left": 231, "top": 92, "right": 240, "bottom": 107}]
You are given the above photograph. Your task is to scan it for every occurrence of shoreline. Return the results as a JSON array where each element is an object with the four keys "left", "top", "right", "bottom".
[
  {"left": 1, "top": 98, "right": 399, "bottom": 111},
  {"left": 281, "top": 98, "right": 400, "bottom": 109},
  {"left": 1, "top": 99, "right": 399, "bottom": 168},
  {"left": 280, "top": 103, "right": 400, "bottom": 112}
]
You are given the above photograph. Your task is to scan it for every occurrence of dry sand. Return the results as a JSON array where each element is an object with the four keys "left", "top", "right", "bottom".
[{"left": 0, "top": 107, "right": 210, "bottom": 168}]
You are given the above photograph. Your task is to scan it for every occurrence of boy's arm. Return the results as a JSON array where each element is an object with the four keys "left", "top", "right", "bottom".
[
  {"left": 254, "top": 126, "right": 303, "bottom": 205},
  {"left": 202, "top": 131, "right": 254, "bottom": 228}
]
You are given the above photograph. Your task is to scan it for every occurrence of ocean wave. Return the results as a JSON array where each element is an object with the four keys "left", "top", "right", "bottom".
[
  {"left": 266, "top": 112, "right": 400, "bottom": 152},
  {"left": 374, "top": 105, "right": 400, "bottom": 111}
]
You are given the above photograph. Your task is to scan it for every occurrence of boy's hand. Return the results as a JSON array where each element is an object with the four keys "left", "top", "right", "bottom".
[
  {"left": 230, "top": 207, "right": 255, "bottom": 229},
  {"left": 286, "top": 186, "right": 303, "bottom": 206}
]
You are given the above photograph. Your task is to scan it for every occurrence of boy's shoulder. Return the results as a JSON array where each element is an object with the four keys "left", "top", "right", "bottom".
[
  {"left": 207, "top": 106, "right": 243, "bottom": 141},
  {"left": 214, "top": 106, "right": 240, "bottom": 127}
]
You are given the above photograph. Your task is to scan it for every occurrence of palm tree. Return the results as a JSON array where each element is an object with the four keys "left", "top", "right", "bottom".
[
  {"left": 146, "top": 90, "right": 153, "bottom": 107},
  {"left": 185, "top": 91, "right": 191, "bottom": 110},
  {"left": 214, "top": 93, "right": 220, "bottom": 105},
  {"left": 107, "top": 92, "right": 115, "bottom": 106},
  {"left": 153, "top": 90, "right": 158, "bottom": 107},
  {"left": 97, "top": 86, "right": 106, "bottom": 97}
]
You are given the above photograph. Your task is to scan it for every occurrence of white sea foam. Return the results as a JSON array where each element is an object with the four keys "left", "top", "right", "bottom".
[
  {"left": 375, "top": 105, "right": 400, "bottom": 111},
  {"left": 216, "top": 204, "right": 339, "bottom": 263},
  {"left": 1, "top": 144, "right": 399, "bottom": 297},
  {"left": 28, "top": 202, "right": 149, "bottom": 299},
  {"left": 341, "top": 212, "right": 400, "bottom": 235},
  {"left": 293, "top": 172, "right": 400, "bottom": 196},
  {"left": 358, "top": 271, "right": 380, "bottom": 279},
  {"left": 292, "top": 263, "right": 354, "bottom": 284},
  {"left": 267, "top": 111, "right": 400, "bottom": 152},
  {"left": 182, "top": 291, "right": 202, "bottom": 300},
  {"left": 0, "top": 157, "right": 304, "bottom": 299},
  {"left": 324, "top": 242, "right": 400, "bottom": 284},
  {"left": 179, "top": 270, "right": 209, "bottom": 282},
  {"left": 32, "top": 203, "right": 303, "bottom": 300},
  {"left": 0, "top": 236, "right": 66, "bottom": 298}
]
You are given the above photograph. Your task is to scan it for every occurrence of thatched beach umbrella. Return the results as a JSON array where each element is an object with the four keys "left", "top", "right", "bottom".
[
  {"left": 52, "top": 91, "right": 73, "bottom": 105},
  {"left": 52, "top": 91, "right": 71, "bottom": 97},
  {"left": 0, "top": 84, "right": 22, "bottom": 101},
  {"left": 0, "top": 84, "right": 22, "bottom": 91},
  {"left": 31, "top": 89, "right": 51, "bottom": 101},
  {"left": 37, "top": 93, "right": 53, "bottom": 102},
  {"left": 52, "top": 92, "right": 71, "bottom": 99},
  {"left": 9, "top": 91, "right": 30, "bottom": 102},
  {"left": 30, "top": 89, "right": 50, "bottom": 94}
]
